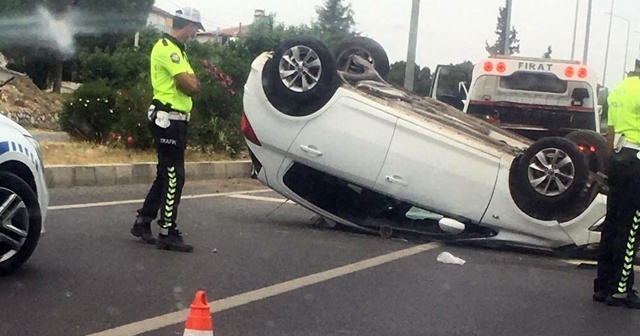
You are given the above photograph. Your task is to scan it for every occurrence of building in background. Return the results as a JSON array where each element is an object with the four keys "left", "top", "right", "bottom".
[
  {"left": 145, "top": 7, "right": 267, "bottom": 45},
  {"left": 147, "top": 6, "right": 173, "bottom": 33},
  {"left": 197, "top": 9, "right": 266, "bottom": 44}
]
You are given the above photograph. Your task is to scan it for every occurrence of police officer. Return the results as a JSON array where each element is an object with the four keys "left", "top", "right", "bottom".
[
  {"left": 130, "top": 7, "right": 204, "bottom": 252},
  {"left": 593, "top": 59, "right": 640, "bottom": 308}
]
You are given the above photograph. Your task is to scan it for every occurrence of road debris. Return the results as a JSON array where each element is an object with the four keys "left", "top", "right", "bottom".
[{"left": 437, "top": 252, "right": 466, "bottom": 265}]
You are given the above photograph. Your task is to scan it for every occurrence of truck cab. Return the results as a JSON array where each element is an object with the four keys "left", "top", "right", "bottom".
[{"left": 430, "top": 56, "right": 603, "bottom": 141}]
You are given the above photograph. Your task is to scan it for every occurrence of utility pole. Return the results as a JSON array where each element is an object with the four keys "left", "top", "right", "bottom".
[
  {"left": 603, "top": 0, "right": 615, "bottom": 86},
  {"left": 503, "top": 0, "right": 513, "bottom": 55},
  {"left": 605, "top": 13, "right": 631, "bottom": 79},
  {"left": 621, "top": 17, "right": 630, "bottom": 79},
  {"left": 571, "top": 0, "right": 579, "bottom": 60},
  {"left": 583, "top": 0, "right": 593, "bottom": 65},
  {"left": 404, "top": 0, "right": 421, "bottom": 91}
]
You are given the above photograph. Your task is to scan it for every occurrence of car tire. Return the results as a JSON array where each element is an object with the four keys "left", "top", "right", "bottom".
[
  {"left": 0, "top": 171, "right": 41, "bottom": 276},
  {"left": 334, "top": 36, "right": 390, "bottom": 79},
  {"left": 262, "top": 35, "right": 338, "bottom": 116},
  {"left": 566, "top": 130, "right": 609, "bottom": 175},
  {"left": 509, "top": 137, "right": 589, "bottom": 220}
]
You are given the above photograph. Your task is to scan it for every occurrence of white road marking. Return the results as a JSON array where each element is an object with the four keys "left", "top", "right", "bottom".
[
  {"left": 85, "top": 243, "right": 441, "bottom": 336},
  {"left": 227, "top": 194, "right": 294, "bottom": 204},
  {"left": 48, "top": 189, "right": 272, "bottom": 211},
  {"left": 563, "top": 259, "right": 640, "bottom": 272}
]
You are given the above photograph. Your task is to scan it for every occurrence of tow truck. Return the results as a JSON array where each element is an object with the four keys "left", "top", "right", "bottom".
[{"left": 429, "top": 55, "right": 605, "bottom": 141}]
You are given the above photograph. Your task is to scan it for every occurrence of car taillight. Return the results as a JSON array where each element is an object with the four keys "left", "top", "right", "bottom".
[
  {"left": 578, "top": 67, "right": 588, "bottom": 78},
  {"left": 484, "top": 61, "right": 507, "bottom": 73},
  {"left": 565, "top": 67, "right": 575, "bottom": 78},
  {"left": 578, "top": 145, "right": 596, "bottom": 153},
  {"left": 241, "top": 111, "right": 261, "bottom": 146}
]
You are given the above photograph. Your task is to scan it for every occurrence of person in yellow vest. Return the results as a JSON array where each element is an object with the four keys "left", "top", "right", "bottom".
[
  {"left": 130, "top": 7, "right": 204, "bottom": 252},
  {"left": 594, "top": 59, "right": 640, "bottom": 308}
]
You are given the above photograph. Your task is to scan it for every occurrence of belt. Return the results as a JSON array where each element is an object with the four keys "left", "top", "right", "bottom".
[
  {"left": 149, "top": 102, "right": 190, "bottom": 122},
  {"left": 167, "top": 112, "right": 190, "bottom": 122}
]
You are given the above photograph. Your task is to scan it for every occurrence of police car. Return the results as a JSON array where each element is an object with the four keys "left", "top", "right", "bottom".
[{"left": 0, "top": 68, "right": 49, "bottom": 275}]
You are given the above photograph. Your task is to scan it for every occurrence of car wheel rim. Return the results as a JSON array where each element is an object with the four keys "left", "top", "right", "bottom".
[
  {"left": 0, "top": 187, "right": 29, "bottom": 262},
  {"left": 279, "top": 45, "right": 322, "bottom": 93},
  {"left": 339, "top": 48, "right": 374, "bottom": 73},
  {"left": 527, "top": 148, "right": 575, "bottom": 197}
]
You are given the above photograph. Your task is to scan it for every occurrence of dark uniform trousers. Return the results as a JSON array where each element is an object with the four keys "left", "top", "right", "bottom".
[
  {"left": 595, "top": 147, "right": 640, "bottom": 294},
  {"left": 137, "top": 102, "right": 188, "bottom": 230}
]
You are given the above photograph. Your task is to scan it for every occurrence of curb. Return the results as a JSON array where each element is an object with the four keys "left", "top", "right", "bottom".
[{"left": 45, "top": 161, "right": 253, "bottom": 188}]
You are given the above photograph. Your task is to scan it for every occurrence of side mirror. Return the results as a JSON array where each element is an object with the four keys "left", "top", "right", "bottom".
[{"left": 597, "top": 87, "right": 609, "bottom": 105}]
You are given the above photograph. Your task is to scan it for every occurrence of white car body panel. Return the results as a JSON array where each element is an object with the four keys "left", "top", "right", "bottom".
[
  {"left": 0, "top": 114, "right": 49, "bottom": 231},
  {"left": 288, "top": 96, "right": 397, "bottom": 189},
  {"left": 243, "top": 55, "right": 307, "bottom": 165},
  {"left": 376, "top": 118, "right": 501, "bottom": 222}
]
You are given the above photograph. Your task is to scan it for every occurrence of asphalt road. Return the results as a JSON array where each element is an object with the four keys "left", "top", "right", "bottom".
[{"left": 1, "top": 179, "right": 640, "bottom": 336}]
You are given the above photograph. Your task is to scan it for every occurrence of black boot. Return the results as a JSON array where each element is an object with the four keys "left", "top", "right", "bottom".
[
  {"left": 156, "top": 228, "right": 193, "bottom": 253},
  {"left": 593, "top": 281, "right": 610, "bottom": 303},
  {"left": 130, "top": 218, "right": 156, "bottom": 244},
  {"left": 593, "top": 291, "right": 609, "bottom": 303},
  {"left": 606, "top": 290, "right": 640, "bottom": 309}
]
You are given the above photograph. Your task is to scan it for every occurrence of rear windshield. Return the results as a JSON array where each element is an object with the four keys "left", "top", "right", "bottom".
[{"left": 499, "top": 71, "right": 568, "bottom": 94}]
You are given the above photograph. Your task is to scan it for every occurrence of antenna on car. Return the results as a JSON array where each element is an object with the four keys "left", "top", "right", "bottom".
[{"left": 265, "top": 199, "right": 292, "bottom": 219}]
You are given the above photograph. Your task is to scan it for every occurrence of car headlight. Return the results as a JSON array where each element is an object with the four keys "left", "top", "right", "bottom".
[{"left": 25, "top": 135, "right": 44, "bottom": 168}]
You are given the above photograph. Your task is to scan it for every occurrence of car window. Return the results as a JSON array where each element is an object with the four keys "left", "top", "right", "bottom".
[{"left": 499, "top": 71, "right": 568, "bottom": 94}]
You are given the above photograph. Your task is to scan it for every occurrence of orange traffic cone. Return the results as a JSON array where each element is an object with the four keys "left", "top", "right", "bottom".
[{"left": 184, "top": 291, "right": 214, "bottom": 336}]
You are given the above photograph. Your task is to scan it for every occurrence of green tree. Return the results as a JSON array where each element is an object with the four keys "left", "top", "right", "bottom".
[
  {"left": 313, "top": 0, "right": 357, "bottom": 48},
  {"left": 77, "top": 25, "right": 162, "bottom": 89},
  {"left": 241, "top": 13, "right": 315, "bottom": 59},
  {"left": 387, "top": 61, "right": 432, "bottom": 96},
  {"left": 543, "top": 45, "right": 553, "bottom": 59},
  {"left": 485, "top": 0, "right": 520, "bottom": 55},
  {"left": 185, "top": 41, "right": 247, "bottom": 156}
]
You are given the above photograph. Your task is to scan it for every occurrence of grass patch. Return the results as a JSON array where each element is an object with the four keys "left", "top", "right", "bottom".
[{"left": 40, "top": 141, "right": 245, "bottom": 165}]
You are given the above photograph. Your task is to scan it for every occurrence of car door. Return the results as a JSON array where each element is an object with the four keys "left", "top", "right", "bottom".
[
  {"left": 375, "top": 118, "right": 501, "bottom": 222},
  {"left": 429, "top": 65, "right": 470, "bottom": 111},
  {"left": 286, "top": 96, "right": 398, "bottom": 189}
]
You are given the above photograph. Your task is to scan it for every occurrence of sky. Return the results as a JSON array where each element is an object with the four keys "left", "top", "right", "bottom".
[{"left": 154, "top": 0, "right": 640, "bottom": 89}]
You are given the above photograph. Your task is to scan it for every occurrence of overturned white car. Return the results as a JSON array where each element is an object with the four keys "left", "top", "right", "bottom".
[{"left": 241, "top": 35, "right": 607, "bottom": 254}]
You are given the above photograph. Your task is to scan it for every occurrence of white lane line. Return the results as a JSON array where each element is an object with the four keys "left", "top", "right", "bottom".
[
  {"left": 563, "top": 259, "right": 640, "bottom": 272},
  {"left": 227, "top": 194, "right": 295, "bottom": 204},
  {"left": 86, "top": 243, "right": 441, "bottom": 336},
  {"left": 48, "top": 189, "right": 272, "bottom": 211}
]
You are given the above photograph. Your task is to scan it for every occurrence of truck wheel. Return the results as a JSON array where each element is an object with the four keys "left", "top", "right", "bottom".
[
  {"left": 566, "top": 130, "right": 609, "bottom": 175},
  {"left": 334, "top": 36, "right": 390, "bottom": 79},
  {"left": 509, "top": 137, "right": 589, "bottom": 220},
  {"left": 262, "top": 35, "right": 338, "bottom": 117}
]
